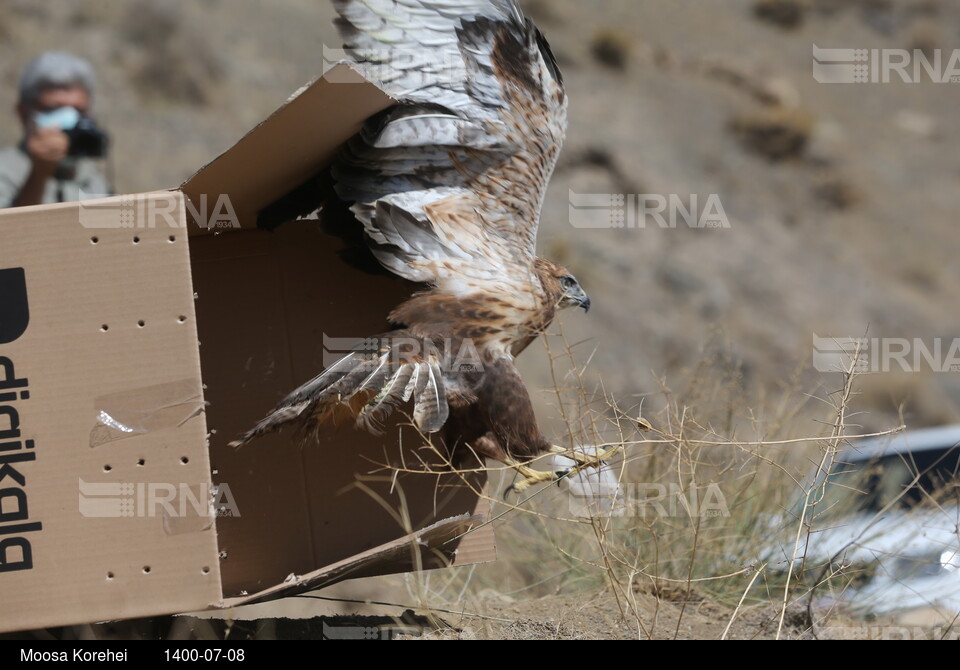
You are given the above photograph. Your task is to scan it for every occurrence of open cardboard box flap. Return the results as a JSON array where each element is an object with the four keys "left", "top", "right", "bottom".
[
  {"left": 0, "top": 63, "right": 494, "bottom": 633},
  {"left": 181, "top": 63, "right": 390, "bottom": 234},
  {"left": 220, "top": 513, "right": 484, "bottom": 608}
]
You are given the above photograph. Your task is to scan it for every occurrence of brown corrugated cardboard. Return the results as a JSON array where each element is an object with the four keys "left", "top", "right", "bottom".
[{"left": 0, "top": 64, "right": 495, "bottom": 634}]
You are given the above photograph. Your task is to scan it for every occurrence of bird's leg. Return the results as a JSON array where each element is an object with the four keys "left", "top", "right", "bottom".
[
  {"left": 504, "top": 446, "right": 620, "bottom": 496},
  {"left": 547, "top": 444, "right": 620, "bottom": 468},
  {"left": 504, "top": 459, "right": 571, "bottom": 496},
  {"left": 468, "top": 433, "right": 615, "bottom": 496}
]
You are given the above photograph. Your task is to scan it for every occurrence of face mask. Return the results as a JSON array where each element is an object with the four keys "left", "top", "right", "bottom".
[{"left": 33, "top": 106, "right": 82, "bottom": 131}]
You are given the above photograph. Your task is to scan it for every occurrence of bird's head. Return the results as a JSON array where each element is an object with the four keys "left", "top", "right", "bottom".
[{"left": 535, "top": 258, "right": 591, "bottom": 313}]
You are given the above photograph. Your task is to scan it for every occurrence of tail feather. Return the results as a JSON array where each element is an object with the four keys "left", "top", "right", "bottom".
[
  {"left": 229, "top": 334, "right": 452, "bottom": 447},
  {"left": 377, "top": 364, "right": 415, "bottom": 406},
  {"left": 402, "top": 364, "right": 421, "bottom": 403},
  {"left": 228, "top": 402, "right": 311, "bottom": 448},
  {"left": 414, "top": 357, "right": 449, "bottom": 433},
  {"left": 281, "top": 352, "right": 362, "bottom": 404},
  {"left": 356, "top": 364, "right": 415, "bottom": 433},
  {"left": 352, "top": 352, "right": 394, "bottom": 396}
]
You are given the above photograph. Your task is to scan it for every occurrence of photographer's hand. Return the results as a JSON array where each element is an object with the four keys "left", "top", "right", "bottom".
[{"left": 13, "top": 126, "right": 68, "bottom": 206}]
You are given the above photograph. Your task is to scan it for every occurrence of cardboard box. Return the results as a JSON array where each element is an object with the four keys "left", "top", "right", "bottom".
[{"left": 0, "top": 64, "right": 494, "bottom": 633}]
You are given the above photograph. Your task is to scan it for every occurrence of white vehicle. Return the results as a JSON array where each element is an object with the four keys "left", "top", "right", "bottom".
[{"left": 766, "top": 425, "right": 960, "bottom": 616}]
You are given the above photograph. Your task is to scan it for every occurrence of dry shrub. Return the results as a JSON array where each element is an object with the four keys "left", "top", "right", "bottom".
[
  {"left": 393, "top": 326, "right": 891, "bottom": 639},
  {"left": 405, "top": 321, "right": 947, "bottom": 640}
]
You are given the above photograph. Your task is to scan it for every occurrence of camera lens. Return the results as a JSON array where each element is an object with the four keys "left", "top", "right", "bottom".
[{"left": 66, "top": 118, "right": 108, "bottom": 158}]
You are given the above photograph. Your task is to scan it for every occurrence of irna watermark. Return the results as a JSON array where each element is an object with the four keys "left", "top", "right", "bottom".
[
  {"left": 813, "top": 44, "right": 960, "bottom": 84},
  {"left": 569, "top": 191, "right": 730, "bottom": 230},
  {"left": 813, "top": 334, "right": 960, "bottom": 373},
  {"left": 79, "top": 191, "right": 240, "bottom": 231},
  {"left": 568, "top": 482, "right": 729, "bottom": 519},
  {"left": 78, "top": 479, "right": 240, "bottom": 519},
  {"left": 322, "top": 334, "right": 484, "bottom": 373},
  {"left": 320, "top": 621, "right": 426, "bottom": 640}
]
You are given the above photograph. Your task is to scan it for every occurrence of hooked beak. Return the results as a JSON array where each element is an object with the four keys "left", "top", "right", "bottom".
[{"left": 563, "top": 286, "right": 591, "bottom": 313}]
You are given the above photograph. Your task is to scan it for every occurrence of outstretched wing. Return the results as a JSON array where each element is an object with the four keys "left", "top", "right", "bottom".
[
  {"left": 232, "top": 2, "right": 568, "bottom": 449},
  {"left": 332, "top": 0, "right": 567, "bottom": 310}
]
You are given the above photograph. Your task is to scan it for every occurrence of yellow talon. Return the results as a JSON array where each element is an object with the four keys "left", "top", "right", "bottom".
[
  {"left": 505, "top": 446, "right": 619, "bottom": 495},
  {"left": 548, "top": 444, "right": 619, "bottom": 468}
]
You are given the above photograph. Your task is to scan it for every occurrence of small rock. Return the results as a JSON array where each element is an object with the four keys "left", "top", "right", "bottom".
[
  {"left": 591, "top": 29, "right": 632, "bottom": 71},
  {"left": 752, "top": 0, "right": 811, "bottom": 29},
  {"left": 729, "top": 107, "right": 816, "bottom": 161},
  {"left": 895, "top": 110, "right": 936, "bottom": 138}
]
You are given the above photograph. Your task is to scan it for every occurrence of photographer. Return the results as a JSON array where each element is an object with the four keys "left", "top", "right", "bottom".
[{"left": 0, "top": 51, "right": 111, "bottom": 208}]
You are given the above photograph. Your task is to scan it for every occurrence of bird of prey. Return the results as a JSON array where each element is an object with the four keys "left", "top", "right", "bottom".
[{"left": 232, "top": 0, "right": 611, "bottom": 492}]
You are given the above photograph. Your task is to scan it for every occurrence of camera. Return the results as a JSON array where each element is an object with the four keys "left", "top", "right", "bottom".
[
  {"left": 65, "top": 117, "right": 108, "bottom": 158},
  {"left": 34, "top": 106, "right": 109, "bottom": 158}
]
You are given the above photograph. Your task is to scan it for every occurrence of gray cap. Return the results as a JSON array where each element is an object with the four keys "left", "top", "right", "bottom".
[{"left": 19, "top": 51, "right": 96, "bottom": 106}]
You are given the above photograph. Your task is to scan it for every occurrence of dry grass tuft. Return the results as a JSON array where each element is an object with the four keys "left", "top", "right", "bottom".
[{"left": 366, "top": 327, "right": 911, "bottom": 639}]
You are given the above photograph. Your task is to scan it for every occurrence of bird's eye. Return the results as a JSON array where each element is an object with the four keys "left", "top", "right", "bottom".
[{"left": 561, "top": 275, "right": 576, "bottom": 289}]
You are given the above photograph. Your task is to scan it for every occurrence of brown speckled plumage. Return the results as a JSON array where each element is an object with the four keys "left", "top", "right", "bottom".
[{"left": 232, "top": 0, "right": 591, "bottom": 472}]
